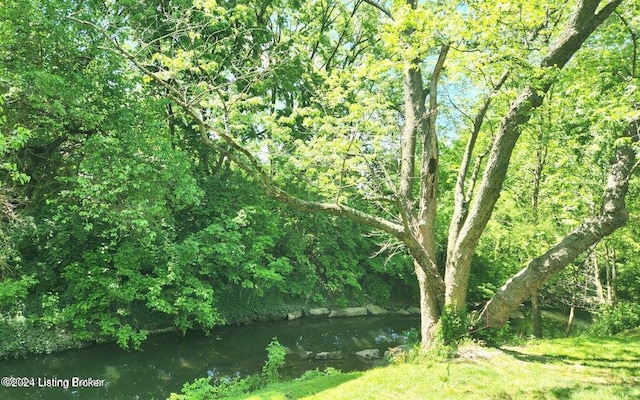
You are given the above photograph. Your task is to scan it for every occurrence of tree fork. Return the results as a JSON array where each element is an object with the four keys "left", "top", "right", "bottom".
[
  {"left": 443, "top": 0, "right": 623, "bottom": 313},
  {"left": 70, "top": 0, "right": 628, "bottom": 350}
]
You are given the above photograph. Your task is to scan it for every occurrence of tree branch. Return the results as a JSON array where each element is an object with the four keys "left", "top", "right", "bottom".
[
  {"left": 444, "top": 0, "right": 622, "bottom": 308},
  {"left": 362, "top": 0, "right": 394, "bottom": 20},
  {"left": 69, "top": 14, "right": 407, "bottom": 242},
  {"left": 461, "top": 0, "right": 623, "bottom": 253},
  {"left": 480, "top": 116, "right": 638, "bottom": 328},
  {"left": 447, "top": 71, "right": 509, "bottom": 252},
  {"left": 417, "top": 44, "right": 448, "bottom": 248}
]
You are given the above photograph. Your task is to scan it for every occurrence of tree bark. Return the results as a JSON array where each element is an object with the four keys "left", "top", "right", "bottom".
[
  {"left": 605, "top": 245, "right": 617, "bottom": 305},
  {"left": 415, "top": 263, "right": 443, "bottom": 350},
  {"left": 444, "top": 0, "right": 623, "bottom": 314},
  {"left": 73, "top": 0, "right": 627, "bottom": 350},
  {"left": 398, "top": 63, "right": 420, "bottom": 213},
  {"left": 480, "top": 117, "right": 638, "bottom": 328},
  {"left": 565, "top": 301, "right": 576, "bottom": 337},
  {"left": 530, "top": 127, "right": 546, "bottom": 339}
]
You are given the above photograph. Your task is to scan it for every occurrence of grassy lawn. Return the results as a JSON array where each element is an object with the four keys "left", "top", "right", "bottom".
[{"left": 230, "top": 330, "right": 640, "bottom": 400}]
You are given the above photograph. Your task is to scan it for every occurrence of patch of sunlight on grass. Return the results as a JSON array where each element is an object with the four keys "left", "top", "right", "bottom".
[
  {"left": 296, "top": 333, "right": 640, "bottom": 400},
  {"left": 224, "top": 333, "right": 639, "bottom": 400},
  {"left": 230, "top": 370, "right": 362, "bottom": 400},
  {"left": 504, "top": 331, "right": 640, "bottom": 385}
]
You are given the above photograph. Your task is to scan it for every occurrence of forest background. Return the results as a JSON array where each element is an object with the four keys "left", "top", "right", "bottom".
[{"left": 0, "top": 0, "right": 639, "bottom": 358}]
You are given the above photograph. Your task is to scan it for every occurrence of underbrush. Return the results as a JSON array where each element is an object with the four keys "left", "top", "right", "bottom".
[
  {"left": 168, "top": 338, "right": 287, "bottom": 400},
  {"left": 590, "top": 302, "right": 640, "bottom": 335},
  {"left": 0, "top": 319, "right": 84, "bottom": 359}
]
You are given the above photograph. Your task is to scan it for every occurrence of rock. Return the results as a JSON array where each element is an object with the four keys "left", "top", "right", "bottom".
[
  {"left": 355, "top": 349, "right": 380, "bottom": 359},
  {"left": 329, "top": 307, "right": 368, "bottom": 318},
  {"left": 456, "top": 344, "right": 499, "bottom": 361},
  {"left": 307, "top": 308, "right": 330, "bottom": 317},
  {"left": 407, "top": 307, "right": 421, "bottom": 315},
  {"left": 299, "top": 351, "right": 315, "bottom": 359},
  {"left": 287, "top": 310, "right": 303, "bottom": 320},
  {"left": 366, "top": 304, "right": 388, "bottom": 315},
  {"left": 384, "top": 344, "right": 413, "bottom": 359},
  {"left": 395, "top": 308, "right": 410, "bottom": 315},
  {"left": 315, "top": 351, "right": 344, "bottom": 360}
]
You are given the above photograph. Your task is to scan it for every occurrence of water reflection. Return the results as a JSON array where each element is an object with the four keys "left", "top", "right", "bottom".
[{"left": 0, "top": 315, "right": 418, "bottom": 400}]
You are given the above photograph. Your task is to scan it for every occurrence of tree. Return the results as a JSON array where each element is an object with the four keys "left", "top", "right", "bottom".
[
  {"left": 0, "top": 0, "right": 221, "bottom": 348},
  {"left": 73, "top": 0, "right": 637, "bottom": 348},
  {"left": 0, "top": 103, "right": 31, "bottom": 278}
]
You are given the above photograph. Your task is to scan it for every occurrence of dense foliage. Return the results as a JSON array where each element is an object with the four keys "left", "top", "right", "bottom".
[
  {"left": 0, "top": 0, "right": 638, "bottom": 357},
  {"left": 0, "top": 0, "right": 415, "bottom": 356}
]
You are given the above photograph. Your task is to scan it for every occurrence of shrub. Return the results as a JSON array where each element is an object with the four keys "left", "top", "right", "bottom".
[
  {"left": 168, "top": 338, "right": 286, "bottom": 399},
  {"left": 590, "top": 302, "right": 640, "bottom": 335},
  {"left": 439, "top": 304, "right": 469, "bottom": 345},
  {"left": 471, "top": 323, "right": 513, "bottom": 347},
  {"left": 262, "top": 337, "right": 286, "bottom": 383},
  {"left": 0, "top": 320, "right": 83, "bottom": 359}
]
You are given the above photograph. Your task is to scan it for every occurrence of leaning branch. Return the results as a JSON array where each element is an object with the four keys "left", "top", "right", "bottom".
[
  {"left": 480, "top": 116, "right": 639, "bottom": 328},
  {"left": 69, "top": 15, "right": 407, "bottom": 241},
  {"left": 361, "top": 0, "right": 394, "bottom": 20},
  {"left": 453, "top": 0, "right": 623, "bottom": 259},
  {"left": 447, "top": 70, "right": 509, "bottom": 251}
]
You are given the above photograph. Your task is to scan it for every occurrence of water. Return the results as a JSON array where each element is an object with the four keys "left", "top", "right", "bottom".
[{"left": 0, "top": 315, "right": 419, "bottom": 400}]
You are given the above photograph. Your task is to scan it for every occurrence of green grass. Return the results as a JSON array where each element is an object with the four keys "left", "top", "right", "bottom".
[
  {"left": 238, "top": 370, "right": 362, "bottom": 400},
  {"left": 225, "top": 331, "right": 640, "bottom": 400}
]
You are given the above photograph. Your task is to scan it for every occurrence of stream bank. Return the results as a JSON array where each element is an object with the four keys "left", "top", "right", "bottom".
[{"left": 0, "top": 315, "right": 420, "bottom": 400}]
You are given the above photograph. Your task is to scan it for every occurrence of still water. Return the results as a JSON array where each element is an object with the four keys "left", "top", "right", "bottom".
[{"left": 0, "top": 315, "right": 419, "bottom": 399}]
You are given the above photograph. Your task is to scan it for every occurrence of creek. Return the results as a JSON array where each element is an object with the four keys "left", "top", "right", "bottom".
[{"left": 0, "top": 315, "right": 419, "bottom": 400}]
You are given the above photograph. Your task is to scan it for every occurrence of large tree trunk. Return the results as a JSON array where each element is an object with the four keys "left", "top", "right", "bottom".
[
  {"left": 413, "top": 45, "right": 448, "bottom": 348},
  {"left": 415, "top": 263, "right": 443, "bottom": 349},
  {"left": 443, "top": 0, "right": 623, "bottom": 314},
  {"left": 401, "top": 48, "right": 448, "bottom": 348},
  {"left": 77, "top": 0, "right": 627, "bottom": 352},
  {"left": 480, "top": 118, "right": 638, "bottom": 328}
]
